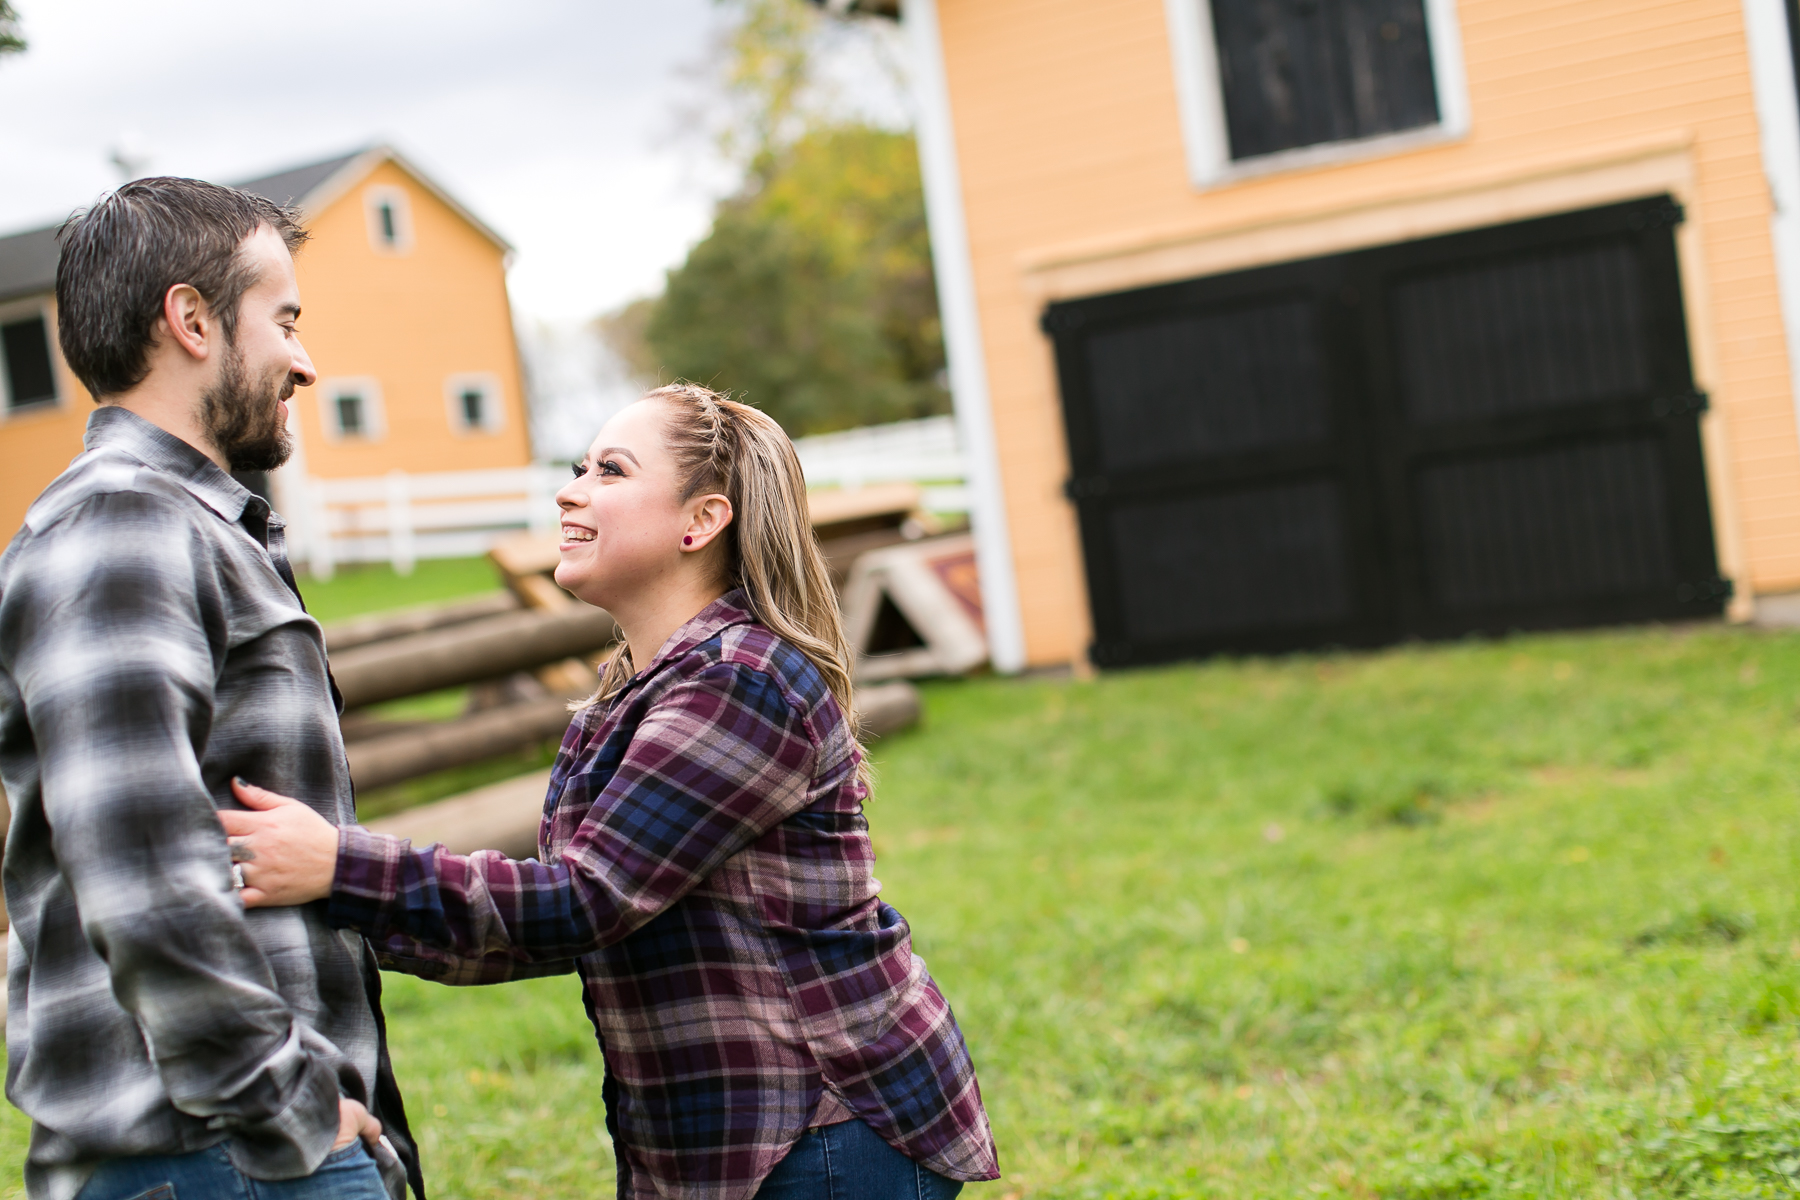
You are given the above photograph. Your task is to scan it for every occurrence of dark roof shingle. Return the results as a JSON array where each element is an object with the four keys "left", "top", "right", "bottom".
[
  {"left": 0, "top": 149, "right": 370, "bottom": 303},
  {"left": 0, "top": 224, "right": 61, "bottom": 305},
  {"left": 235, "top": 149, "right": 368, "bottom": 208}
]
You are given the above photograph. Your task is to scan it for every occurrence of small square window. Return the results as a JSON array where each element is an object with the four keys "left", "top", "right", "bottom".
[
  {"left": 363, "top": 186, "right": 414, "bottom": 255},
  {"left": 1164, "top": 0, "right": 1468, "bottom": 185},
  {"left": 0, "top": 311, "right": 59, "bottom": 414},
  {"left": 444, "top": 372, "right": 504, "bottom": 435},
  {"left": 336, "top": 394, "right": 366, "bottom": 436},
  {"left": 319, "top": 377, "right": 385, "bottom": 441}
]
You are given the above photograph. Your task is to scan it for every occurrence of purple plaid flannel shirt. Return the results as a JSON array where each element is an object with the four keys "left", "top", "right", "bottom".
[{"left": 328, "top": 593, "right": 998, "bottom": 1199}]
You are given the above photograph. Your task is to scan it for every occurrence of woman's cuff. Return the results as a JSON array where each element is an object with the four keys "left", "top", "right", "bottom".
[{"left": 324, "top": 824, "right": 407, "bottom": 933}]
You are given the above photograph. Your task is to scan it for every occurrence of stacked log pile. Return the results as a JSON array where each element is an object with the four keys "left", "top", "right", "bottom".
[{"left": 330, "top": 487, "right": 953, "bottom": 799}]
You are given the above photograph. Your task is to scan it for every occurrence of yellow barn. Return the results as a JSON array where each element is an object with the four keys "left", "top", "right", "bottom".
[
  {"left": 836, "top": 0, "right": 1800, "bottom": 671},
  {"left": 0, "top": 146, "right": 534, "bottom": 565}
]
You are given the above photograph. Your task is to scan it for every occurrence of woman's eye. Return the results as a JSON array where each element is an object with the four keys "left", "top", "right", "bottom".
[
  {"left": 570, "top": 463, "right": 586, "bottom": 479},
  {"left": 599, "top": 460, "right": 624, "bottom": 477}
]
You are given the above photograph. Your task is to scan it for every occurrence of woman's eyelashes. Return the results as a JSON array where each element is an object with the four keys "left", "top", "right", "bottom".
[{"left": 569, "top": 459, "right": 626, "bottom": 481}]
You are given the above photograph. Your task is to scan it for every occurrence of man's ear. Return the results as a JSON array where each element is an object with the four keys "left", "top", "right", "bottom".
[
  {"left": 681, "top": 494, "right": 735, "bottom": 553},
  {"left": 158, "top": 283, "right": 213, "bottom": 363}
]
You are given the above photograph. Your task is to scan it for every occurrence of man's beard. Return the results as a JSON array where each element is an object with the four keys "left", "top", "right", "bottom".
[{"left": 201, "top": 342, "right": 295, "bottom": 472}]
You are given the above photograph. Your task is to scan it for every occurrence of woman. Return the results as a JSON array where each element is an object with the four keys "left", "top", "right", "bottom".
[{"left": 221, "top": 384, "right": 999, "bottom": 1200}]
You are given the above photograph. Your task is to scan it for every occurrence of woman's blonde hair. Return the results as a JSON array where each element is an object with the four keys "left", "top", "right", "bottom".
[{"left": 582, "top": 384, "right": 866, "bottom": 775}]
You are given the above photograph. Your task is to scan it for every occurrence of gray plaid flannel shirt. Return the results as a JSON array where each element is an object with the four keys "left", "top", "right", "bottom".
[{"left": 0, "top": 407, "right": 410, "bottom": 1200}]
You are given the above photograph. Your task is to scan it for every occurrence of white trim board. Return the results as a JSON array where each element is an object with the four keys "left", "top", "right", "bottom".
[
  {"left": 1162, "top": 0, "right": 1470, "bottom": 189},
  {"left": 1740, "top": 0, "right": 1800, "bottom": 465},
  {"left": 902, "top": 0, "right": 1026, "bottom": 672}
]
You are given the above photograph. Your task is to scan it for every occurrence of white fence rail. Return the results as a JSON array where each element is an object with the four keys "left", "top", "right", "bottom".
[
  {"left": 792, "top": 415, "right": 970, "bottom": 513},
  {"left": 283, "top": 416, "right": 969, "bottom": 579}
]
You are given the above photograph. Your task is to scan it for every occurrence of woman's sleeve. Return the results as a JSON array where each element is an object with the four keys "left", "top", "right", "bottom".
[
  {"left": 327, "top": 661, "right": 821, "bottom": 961},
  {"left": 369, "top": 932, "right": 579, "bottom": 986}
]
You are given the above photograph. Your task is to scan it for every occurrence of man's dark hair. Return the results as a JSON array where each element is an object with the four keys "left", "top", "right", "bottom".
[{"left": 55, "top": 177, "right": 309, "bottom": 399}]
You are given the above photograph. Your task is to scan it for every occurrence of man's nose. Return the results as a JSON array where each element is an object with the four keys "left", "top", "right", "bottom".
[{"left": 289, "top": 337, "right": 318, "bottom": 387}]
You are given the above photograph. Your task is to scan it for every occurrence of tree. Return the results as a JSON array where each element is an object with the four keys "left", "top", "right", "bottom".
[
  {"left": 614, "top": 0, "right": 947, "bottom": 435},
  {"left": 643, "top": 123, "right": 946, "bottom": 434},
  {"left": 0, "top": 2, "right": 26, "bottom": 56}
]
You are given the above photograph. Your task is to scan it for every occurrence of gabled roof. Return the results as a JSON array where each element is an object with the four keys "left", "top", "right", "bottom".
[
  {"left": 0, "top": 144, "right": 511, "bottom": 303},
  {"left": 236, "top": 149, "right": 369, "bottom": 209},
  {"left": 0, "top": 223, "right": 59, "bottom": 305}
]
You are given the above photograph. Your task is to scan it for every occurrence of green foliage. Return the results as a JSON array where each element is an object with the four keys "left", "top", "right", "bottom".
[
  {"left": 615, "top": 0, "right": 947, "bottom": 435},
  {"left": 14, "top": 624, "right": 1800, "bottom": 1197},
  {"left": 643, "top": 123, "right": 947, "bottom": 434},
  {"left": 0, "top": 3, "right": 22, "bottom": 56}
]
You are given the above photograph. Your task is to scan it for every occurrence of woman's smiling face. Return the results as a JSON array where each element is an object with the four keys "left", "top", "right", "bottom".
[{"left": 553, "top": 400, "right": 692, "bottom": 611}]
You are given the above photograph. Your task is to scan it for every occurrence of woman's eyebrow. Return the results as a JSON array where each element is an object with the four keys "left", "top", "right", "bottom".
[{"left": 598, "top": 447, "right": 640, "bottom": 466}]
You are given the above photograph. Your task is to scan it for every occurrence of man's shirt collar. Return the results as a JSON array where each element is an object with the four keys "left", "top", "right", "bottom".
[{"left": 85, "top": 405, "right": 255, "bottom": 525}]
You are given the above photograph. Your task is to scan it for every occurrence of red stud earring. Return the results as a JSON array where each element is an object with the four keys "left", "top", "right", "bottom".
[{"left": 683, "top": 536, "right": 693, "bottom": 545}]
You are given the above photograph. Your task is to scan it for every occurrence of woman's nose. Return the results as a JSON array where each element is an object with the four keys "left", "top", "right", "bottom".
[{"left": 555, "top": 480, "right": 584, "bottom": 510}]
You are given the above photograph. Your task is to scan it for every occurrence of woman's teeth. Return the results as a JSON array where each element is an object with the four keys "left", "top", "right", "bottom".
[{"left": 563, "top": 527, "right": 595, "bottom": 542}]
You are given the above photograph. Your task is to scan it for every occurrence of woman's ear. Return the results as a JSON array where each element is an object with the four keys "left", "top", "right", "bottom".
[{"left": 681, "top": 494, "right": 734, "bottom": 553}]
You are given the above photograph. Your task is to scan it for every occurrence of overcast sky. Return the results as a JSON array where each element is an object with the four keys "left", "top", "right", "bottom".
[{"left": 0, "top": 0, "right": 748, "bottom": 322}]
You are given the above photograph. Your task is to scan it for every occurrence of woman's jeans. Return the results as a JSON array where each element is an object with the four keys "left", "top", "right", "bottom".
[
  {"left": 75, "top": 1142, "right": 389, "bottom": 1200},
  {"left": 753, "top": 1119, "right": 964, "bottom": 1200}
]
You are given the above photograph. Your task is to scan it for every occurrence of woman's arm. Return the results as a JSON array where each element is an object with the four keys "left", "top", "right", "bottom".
[
  {"left": 227, "top": 661, "right": 831, "bottom": 962},
  {"left": 370, "top": 931, "right": 580, "bottom": 986}
]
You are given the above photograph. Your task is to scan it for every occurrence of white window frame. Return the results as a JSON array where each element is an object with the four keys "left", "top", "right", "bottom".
[
  {"left": 0, "top": 297, "right": 63, "bottom": 420},
  {"left": 443, "top": 371, "right": 505, "bottom": 435},
  {"left": 1163, "top": 0, "right": 1471, "bottom": 188},
  {"left": 363, "top": 185, "right": 415, "bottom": 255},
  {"left": 318, "top": 376, "right": 386, "bottom": 443}
]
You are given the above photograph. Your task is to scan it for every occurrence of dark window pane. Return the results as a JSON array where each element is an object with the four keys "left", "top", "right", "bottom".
[
  {"left": 1416, "top": 437, "right": 1676, "bottom": 611},
  {"left": 1107, "top": 478, "right": 1354, "bottom": 642},
  {"left": 2, "top": 315, "right": 57, "bottom": 410},
  {"left": 1084, "top": 296, "right": 1330, "bottom": 470},
  {"left": 1391, "top": 240, "right": 1650, "bottom": 424},
  {"left": 461, "top": 389, "right": 484, "bottom": 427},
  {"left": 1210, "top": 0, "right": 1440, "bottom": 159},
  {"left": 337, "top": 395, "right": 365, "bottom": 435},
  {"left": 379, "top": 203, "right": 396, "bottom": 244}
]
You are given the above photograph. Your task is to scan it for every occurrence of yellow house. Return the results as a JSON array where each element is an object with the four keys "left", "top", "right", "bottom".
[
  {"left": 854, "top": 0, "right": 1800, "bottom": 671},
  {"left": 0, "top": 145, "right": 534, "bottom": 561}
]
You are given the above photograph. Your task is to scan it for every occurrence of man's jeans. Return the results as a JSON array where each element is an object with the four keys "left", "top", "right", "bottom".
[
  {"left": 753, "top": 1119, "right": 963, "bottom": 1200},
  {"left": 75, "top": 1142, "right": 389, "bottom": 1200}
]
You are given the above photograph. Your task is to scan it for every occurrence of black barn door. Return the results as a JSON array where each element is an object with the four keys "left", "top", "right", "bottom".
[{"left": 1046, "top": 196, "right": 1727, "bottom": 668}]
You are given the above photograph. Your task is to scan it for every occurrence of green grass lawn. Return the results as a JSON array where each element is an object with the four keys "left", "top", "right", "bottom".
[
  {"left": 11, "top": 621, "right": 1800, "bottom": 1198},
  {"left": 296, "top": 556, "right": 507, "bottom": 625}
]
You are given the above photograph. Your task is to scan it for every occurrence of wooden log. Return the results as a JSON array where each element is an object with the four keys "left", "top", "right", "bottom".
[
  {"left": 330, "top": 605, "right": 616, "bottom": 710},
  {"left": 366, "top": 769, "right": 549, "bottom": 861},
  {"left": 321, "top": 592, "right": 518, "bottom": 653},
  {"left": 346, "top": 696, "right": 577, "bottom": 792},
  {"left": 359, "top": 686, "right": 921, "bottom": 856}
]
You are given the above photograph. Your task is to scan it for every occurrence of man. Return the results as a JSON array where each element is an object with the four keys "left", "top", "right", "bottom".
[{"left": 0, "top": 178, "right": 421, "bottom": 1200}]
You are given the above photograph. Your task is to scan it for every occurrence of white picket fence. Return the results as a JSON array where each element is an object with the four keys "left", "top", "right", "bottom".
[
  {"left": 283, "top": 415, "right": 970, "bottom": 579},
  {"left": 792, "top": 415, "right": 970, "bottom": 513}
]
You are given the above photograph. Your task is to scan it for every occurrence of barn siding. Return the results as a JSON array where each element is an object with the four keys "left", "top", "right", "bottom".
[{"left": 937, "top": 0, "right": 1800, "bottom": 665}]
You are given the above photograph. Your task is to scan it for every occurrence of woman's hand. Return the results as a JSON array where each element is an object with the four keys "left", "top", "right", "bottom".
[{"left": 219, "top": 778, "right": 339, "bottom": 907}]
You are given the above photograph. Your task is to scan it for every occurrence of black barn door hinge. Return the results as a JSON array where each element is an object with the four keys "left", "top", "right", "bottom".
[
  {"left": 1627, "top": 198, "right": 1686, "bottom": 230},
  {"left": 1064, "top": 477, "right": 1111, "bottom": 501},
  {"left": 1651, "top": 390, "right": 1709, "bottom": 418}
]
